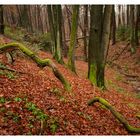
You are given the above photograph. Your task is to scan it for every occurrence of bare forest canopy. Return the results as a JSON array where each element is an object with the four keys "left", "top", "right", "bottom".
[{"left": 2, "top": 5, "right": 140, "bottom": 35}]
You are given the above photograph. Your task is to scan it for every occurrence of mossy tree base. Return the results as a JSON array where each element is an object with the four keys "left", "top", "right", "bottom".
[
  {"left": 88, "top": 97, "right": 140, "bottom": 133},
  {"left": 0, "top": 42, "right": 71, "bottom": 91}
]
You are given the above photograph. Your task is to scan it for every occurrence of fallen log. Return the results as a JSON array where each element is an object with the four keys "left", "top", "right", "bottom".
[
  {"left": 0, "top": 42, "right": 71, "bottom": 91},
  {"left": 88, "top": 97, "right": 140, "bottom": 133}
]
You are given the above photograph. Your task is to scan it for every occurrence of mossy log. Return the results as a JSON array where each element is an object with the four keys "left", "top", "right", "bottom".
[
  {"left": 88, "top": 97, "right": 140, "bottom": 133},
  {"left": 0, "top": 42, "right": 71, "bottom": 91}
]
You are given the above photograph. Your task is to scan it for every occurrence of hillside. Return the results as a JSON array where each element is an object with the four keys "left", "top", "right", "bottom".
[{"left": 0, "top": 35, "right": 140, "bottom": 135}]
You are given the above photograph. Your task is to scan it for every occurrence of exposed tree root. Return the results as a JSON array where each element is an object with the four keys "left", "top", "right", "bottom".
[
  {"left": 0, "top": 62, "right": 25, "bottom": 74},
  {"left": 88, "top": 97, "right": 140, "bottom": 133},
  {"left": 0, "top": 42, "right": 71, "bottom": 91}
]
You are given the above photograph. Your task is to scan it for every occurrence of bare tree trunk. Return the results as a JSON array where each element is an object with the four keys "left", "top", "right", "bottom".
[
  {"left": 47, "top": 5, "right": 56, "bottom": 54},
  {"left": 118, "top": 5, "right": 121, "bottom": 27},
  {"left": 111, "top": 5, "right": 116, "bottom": 45},
  {"left": 65, "top": 5, "right": 72, "bottom": 38},
  {"left": 130, "top": 5, "right": 136, "bottom": 51},
  {"left": 135, "top": 5, "right": 140, "bottom": 46},
  {"left": 0, "top": 5, "right": 4, "bottom": 34},
  {"left": 127, "top": 5, "right": 130, "bottom": 26},
  {"left": 83, "top": 5, "right": 88, "bottom": 61},
  {"left": 62, "top": 8, "right": 68, "bottom": 57},
  {"left": 68, "top": 5, "right": 79, "bottom": 73}
]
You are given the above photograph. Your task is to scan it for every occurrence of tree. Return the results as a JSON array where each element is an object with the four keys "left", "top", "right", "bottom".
[
  {"left": 135, "top": 5, "right": 140, "bottom": 46},
  {"left": 47, "top": 5, "right": 64, "bottom": 64},
  {"left": 0, "top": 5, "right": 4, "bottom": 34},
  {"left": 88, "top": 5, "right": 112, "bottom": 89},
  {"left": 83, "top": 5, "right": 89, "bottom": 61},
  {"left": 55, "top": 5, "right": 64, "bottom": 64},
  {"left": 47, "top": 5, "right": 56, "bottom": 54},
  {"left": 111, "top": 5, "right": 116, "bottom": 45},
  {"left": 130, "top": 5, "right": 136, "bottom": 52},
  {"left": 127, "top": 5, "right": 130, "bottom": 26},
  {"left": 68, "top": 5, "right": 79, "bottom": 73}
]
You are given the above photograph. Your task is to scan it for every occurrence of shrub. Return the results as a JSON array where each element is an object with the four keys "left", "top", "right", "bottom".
[
  {"left": 38, "top": 33, "right": 52, "bottom": 52},
  {"left": 116, "top": 25, "right": 131, "bottom": 41}
]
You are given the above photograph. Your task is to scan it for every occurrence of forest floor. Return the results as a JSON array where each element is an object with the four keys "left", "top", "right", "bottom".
[{"left": 0, "top": 34, "right": 140, "bottom": 135}]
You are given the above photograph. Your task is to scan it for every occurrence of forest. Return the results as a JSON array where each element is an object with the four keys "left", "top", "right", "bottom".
[{"left": 0, "top": 5, "right": 140, "bottom": 135}]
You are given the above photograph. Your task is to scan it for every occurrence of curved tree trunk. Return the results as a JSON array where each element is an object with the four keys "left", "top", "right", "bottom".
[
  {"left": 0, "top": 42, "right": 71, "bottom": 91},
  {"left": 88, "top": 97, "right": 140, "bottom": 133}
]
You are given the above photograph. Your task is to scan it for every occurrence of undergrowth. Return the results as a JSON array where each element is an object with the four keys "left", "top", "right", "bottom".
[{"left": 0, "top": 96, "right": 59, "bottom": 134}]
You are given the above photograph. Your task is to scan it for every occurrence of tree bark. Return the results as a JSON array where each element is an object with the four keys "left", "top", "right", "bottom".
[
  {"left": 88, "top": 5, "right": 112, "bottom": 89},
  {"left": 88, "top": 97, "right": 140, "bottom": 133},
  {"left": 135, "top": 5, "right": 140, "bottom": 46},
  {"left": 130, "top": 5, "right": 136, "bottom": 52},
  {"left": 68, "top": 5, "right": 79, "bottom": 73},
  {"left": 55, "top": 5, "right": 64, "bottom": 64},
  {"left": 88, "top": 5, "right": 103, "bottom": 86},
  {"left": 47, "top": 5, "right": 56, "bottom": 54},
  {"left": 0, "top": 5, "right": 4, "bottom": 34},
  {"left": 111, "top": 5, "right": 116, "bottom": 45},
  {"left": 83, "top": 5, "right": 88, "bottom": 61}
]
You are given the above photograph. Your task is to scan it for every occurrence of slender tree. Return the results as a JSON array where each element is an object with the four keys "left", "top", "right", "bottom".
[
  {"left": 55, "top": 5, "right": 64, "bottom": 63},
  {"left": 47, "top": 5, "right": 64, "bottom": 63},
  {"left": 127, "top": 5, "right": 130, "bottom": 26},
  {"left": 0, "top": 5, "right": 4, "bottom": 34},
  {"left": 68, "top": 5, "right": 79, "bottom": 73},
  {"left": 130, "top": 5, "right": 137, "bottom": 51},
  {"left": 111, "top": 5, "right": 116, "bottom": 45},
  {"left": 47, "top": 5, "right": 56, "bottom": 54},
  {"left": 83, "top": 5, "right": 88, "bottom": 61},
  {"left": 135, "top": 5, "right": 140, "bottom": 46}
]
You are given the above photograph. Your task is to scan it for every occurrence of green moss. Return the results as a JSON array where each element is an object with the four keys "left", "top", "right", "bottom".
[
  {"left": 89, "top": 63, "right": 97, "bottom": 85},
  {"left": 88, "top": 96, "right": 140, "bottom": 133},
  {"left": 49, "top": 117, "right": 59, "bottom": 134},
  {"left": 136, "top": 114, "right": 140, "bottom": 119},
  {"left": 0, "top": 42, "right": 71, "bottom": 91},
  {"left": 0, "top": 97, "right": 6, "bottom": 104},
  {"left": 14, "top": 97, "right": 22, "bottom": 102},
  {"left": 127, "top": 103, "right": 137, "bottom": 109},
  {"left": 116, "top": 75, "right": 123, "bottom": 81}
]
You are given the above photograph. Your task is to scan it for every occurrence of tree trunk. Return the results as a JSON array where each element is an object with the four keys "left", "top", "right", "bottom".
[
  {"left": 135, "top": 5, "right": 140, "bottom": 46},
  {"left": 98, "top": 5, "right": 112, "bottom": 88},
  {"left": 0, "top": 42, "right": 71, "bottom": 91},
  {"left": 68, "top": 5, "right": 79, "bottom": 73},
  {"left": 0, "top": 5, "right": 4, "bottom": 34},
  {"left": 111, "top": 5, "right": 116, "bottom": 45},
  {"left": 88, "top": 5, "right": 103, "bottom": 86},
  {"left": 62, "top": 8, "right": 68, "bottom": 57},
  {"left": 127, "top": 5, "right": 130, "bottom": 26},
  {"left": 47, "top": 5, "right": 56, "bottom": 54},
  {"left": 88, "top": 5, "right": 112, "bottom": 89},
  {"left": 118, "top": 5, "right": 121, "bottom": 27},
  {"left": 88, "top": 97, "right": 140, "bottom": 133},
  {"left": 83, "top": 5, "right": 88, "bottom": 61},
  {"left": 55, "top": 5, "right": 64, "bottom": 64},
  {"left": 65, "top": 5, "right": 72, "bottom": 38},
  {"left": 130, "top": 5, "right": 136, "bottom": 52}
]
